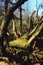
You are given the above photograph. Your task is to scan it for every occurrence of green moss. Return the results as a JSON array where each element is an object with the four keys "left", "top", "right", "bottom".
[{"left": 9, "top": 33, "right": 30, "bottom": 48}]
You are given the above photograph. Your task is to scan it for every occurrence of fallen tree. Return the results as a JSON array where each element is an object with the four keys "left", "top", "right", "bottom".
[
  {"left": 28, "top": 19, "right": 43, "bottom": 37},
  {"left": 9, "top": 20, "right": 43, "bottom": 48}
]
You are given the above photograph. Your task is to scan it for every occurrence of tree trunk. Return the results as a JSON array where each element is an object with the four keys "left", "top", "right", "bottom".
[
  {"left": 4, "top": 0, "right": 8, "bottom": 14},
  {"left": 12, "top": 19, "right": 15, "bottom": 31},
  {"left": 20, "top": 5, "right": 22, "bottom": 33},
  {"left": 30, "top": 11, "right": 36, "bottom": 30}
]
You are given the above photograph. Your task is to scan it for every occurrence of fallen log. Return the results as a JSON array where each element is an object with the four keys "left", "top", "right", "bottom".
[
  {"left": 9, "top": 20, "right": 43, "bottom": 48},
  {"left": 9, "top": 33, "right": 28, "bottom": 48}
]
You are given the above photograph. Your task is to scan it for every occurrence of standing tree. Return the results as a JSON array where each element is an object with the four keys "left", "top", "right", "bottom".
[
  {"left": 20, "top": 4, "right": 22, "bottom": 33},
  {"left": 15, "top": 0, "right": 22, "bottom": 33}
]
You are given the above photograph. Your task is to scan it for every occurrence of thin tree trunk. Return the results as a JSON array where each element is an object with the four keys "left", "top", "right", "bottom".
[
  {"left": 20, "top": 5, "right": 22, "bottom": 33},
  {"left": 30, "top": 11, "right": 36, "bottom": 30},
  {"left": 4, "top": 0, "right": 8, "bottom": 14},
  {"left": 12, "top": 19, "right": 15, "bottom": 31}
]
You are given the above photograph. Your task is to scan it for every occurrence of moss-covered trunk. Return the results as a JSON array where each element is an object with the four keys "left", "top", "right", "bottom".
[{"left": 9, "top": 20, "right": 43, "bottom": 48}]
